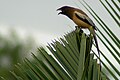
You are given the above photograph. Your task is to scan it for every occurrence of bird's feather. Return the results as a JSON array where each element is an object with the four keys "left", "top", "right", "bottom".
[{"left": 74, "top": 11, "right": 97, "bottom": 30}]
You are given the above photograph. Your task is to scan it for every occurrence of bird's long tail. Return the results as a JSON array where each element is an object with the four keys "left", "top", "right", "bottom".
[{"left": 89, "top": 27, "right": 100, "bottom": 64}]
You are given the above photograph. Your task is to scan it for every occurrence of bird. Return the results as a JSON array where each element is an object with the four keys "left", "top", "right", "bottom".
[{"left": 57, "top": 6, "right": 100, "bottom": 64}]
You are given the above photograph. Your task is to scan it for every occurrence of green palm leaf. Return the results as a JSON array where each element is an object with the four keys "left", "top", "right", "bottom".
[
  {"left": 10, "top": 30, "right": 106, "bottom": 80},
  {"left": 9, "top": 0, "right": 119, "bottom": 80},
  {"left": 79, "top": 0, "right": 120, "bottom": 79}
]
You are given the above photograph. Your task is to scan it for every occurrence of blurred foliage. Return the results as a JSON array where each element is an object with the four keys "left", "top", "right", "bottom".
[{"left": 0, "top": 30, "right": 35, "bottom": 80}]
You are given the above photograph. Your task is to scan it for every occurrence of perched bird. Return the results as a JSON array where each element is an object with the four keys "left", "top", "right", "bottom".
[{"left": 57, "top": 6, "right": 100, "bottom": 63}]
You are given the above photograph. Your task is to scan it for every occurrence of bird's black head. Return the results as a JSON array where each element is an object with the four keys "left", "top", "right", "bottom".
[
  {"left": 57, "top": 6, "right": 73, "bottom": 15},
  {"left": 57, "top": 6, "right": 74, "bottom": 19}
]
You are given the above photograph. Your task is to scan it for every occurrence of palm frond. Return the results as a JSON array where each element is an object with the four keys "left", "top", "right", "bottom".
[
  {"left": 9, "top": 0, "right": 120, "bottom": 80},
  {"left": 78, "top": 0, "right": 120, "bottom": 79},
  {"left": 11, "top": 29, "right": 106, "bottom": 80}
]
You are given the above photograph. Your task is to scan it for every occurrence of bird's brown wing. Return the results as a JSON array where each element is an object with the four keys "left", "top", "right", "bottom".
[{"left": 74, "top": 11, "right": 97, "bottom": 30}]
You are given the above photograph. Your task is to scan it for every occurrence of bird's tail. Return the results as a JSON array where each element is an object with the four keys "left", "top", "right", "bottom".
[
  {"left": 89, "top": 27, "right": 100, "bottom": 64},
  {"left": 93, "top": 30, "right": 100, "bottom": 58}
]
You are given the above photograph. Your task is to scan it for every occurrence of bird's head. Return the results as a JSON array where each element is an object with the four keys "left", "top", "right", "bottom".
[
  {"left": 57, "top": 6, "right": 70, "bottom": 15},
  {"left": 57, "top": 6, "right": 74, "bottom": 19}
]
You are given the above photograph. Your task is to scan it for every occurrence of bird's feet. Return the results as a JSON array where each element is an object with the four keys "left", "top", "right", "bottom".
[{"left": 75, "top": 26, "right": 83, "bottom": 33}]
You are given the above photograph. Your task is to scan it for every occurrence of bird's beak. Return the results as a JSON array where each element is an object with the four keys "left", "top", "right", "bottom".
[
  {"left": 57, "top": 8, "right": 61, "bottom": 11},
  {"left": 58, "top": 12, "right": 63, "bottom": 15},
  {"left": 57, "top": 8, "right": 62, "bottom": 15}
]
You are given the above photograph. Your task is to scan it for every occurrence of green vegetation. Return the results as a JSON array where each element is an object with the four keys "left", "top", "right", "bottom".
[
  {"left": 0, "top": 30, "right": 35, "bottom": 80},
  {"left": 0, "top": 0, "right": 119, "bottom": 80}
]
